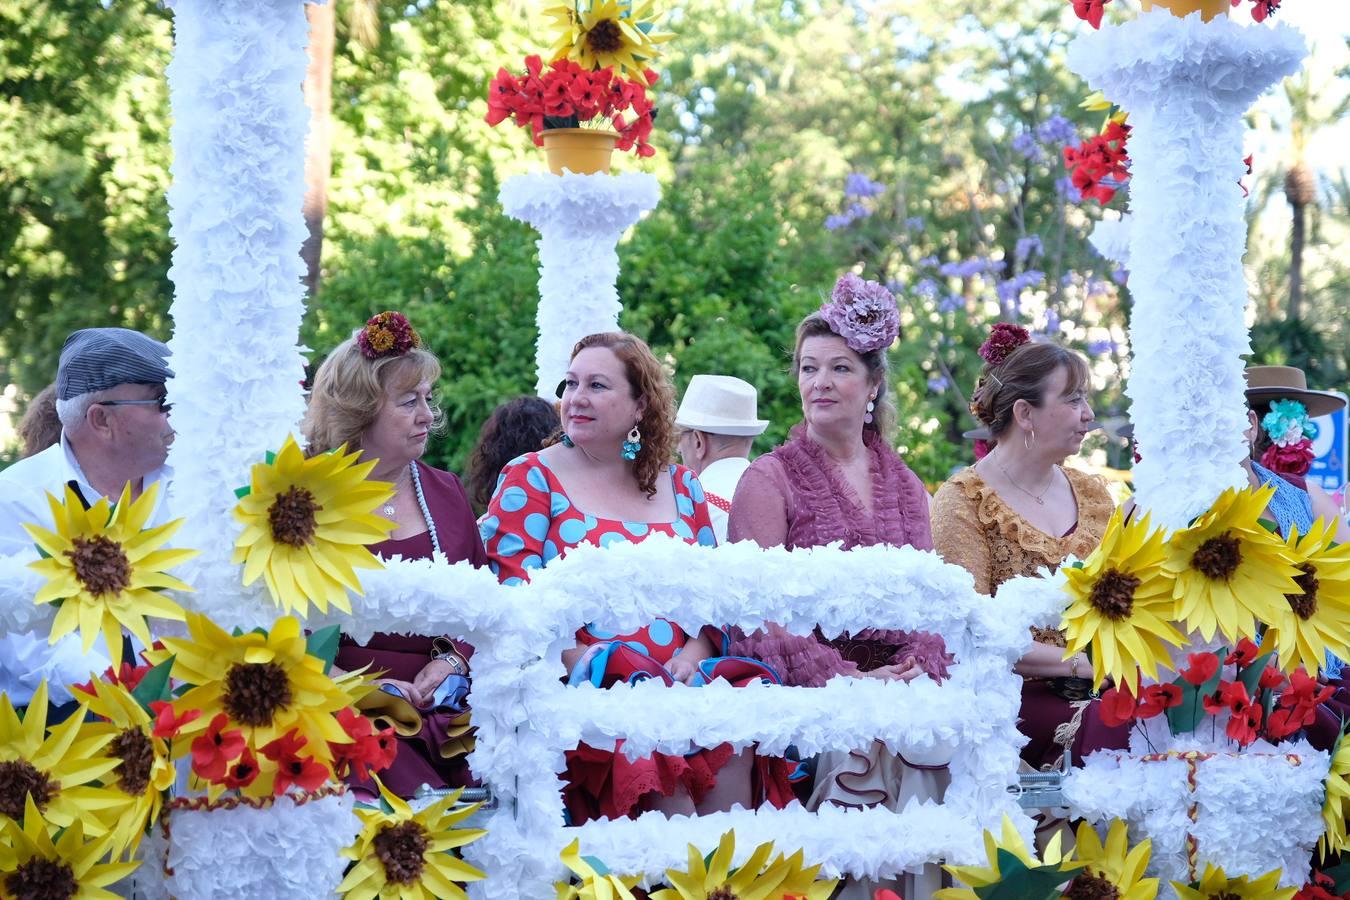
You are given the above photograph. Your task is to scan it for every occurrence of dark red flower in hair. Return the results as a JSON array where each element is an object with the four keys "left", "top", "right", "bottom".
[
  {"left": 1261, "top": 439, "right": 1314, "bottom": 477},
  {"left": 357, "top": 311, "right": 421, "bottom": 360},
  {"left": 978, "top": 323, "right": 1031, "bottom": 366}
]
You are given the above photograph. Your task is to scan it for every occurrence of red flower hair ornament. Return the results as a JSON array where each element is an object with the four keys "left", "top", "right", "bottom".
[
  {"left": 357, "top": 311, "right": 422, "bottom": 360},
  {"left": 978, "top": 323, "right": 1032, "bottom": 367}
]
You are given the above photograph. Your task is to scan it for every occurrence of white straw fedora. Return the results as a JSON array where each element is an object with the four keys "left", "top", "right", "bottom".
[{"left": 675, "top": 375, "right": 769, "bottom": 437}]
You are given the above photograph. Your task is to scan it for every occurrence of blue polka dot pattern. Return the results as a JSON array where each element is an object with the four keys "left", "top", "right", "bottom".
[
  {"left": 583, "top": 515, "right": 598, "bottom": 531},
  {"left": 687, "top": 477, "right": 706, "bottom": 504},
  {"left": 647, "top": 619, "right": 675, "bottom": 646},
  {"left": 623, "top": 640, "right": 650, "bottom": 656},
  {"left": 521, "top": 554, "right": 543, "bottom": 571},
  {"left": 696, "top": 526, "right": 716, "bottom": 547},
  {"left": 550, "top": 492, "right": 571, "bottom": 516},
  {"left": 586, "top": 624, "right": 615, "bottom": 639},
  {"left": 526, "top": 466, "right": 549, "bottom": 493},
  {"left": 498, "top": 485, "right": 529, "bottom": 513},
  {"left": 543, "top": 540, "right": 560, "bottom": 562},
  {"left": 489, "top": 560, "right": 500, "bottom": 575},
  {"left": 623, "top": 521, "right": 649, "bottom": 537},
  {"left": 496, "top": 532, "right": 525, "bottom": 557},
  {"left": 524, "top": 513, "right": 550, "bottom": 541},
  {"left": 558, "top": 518, "right": 589, "bottom": 545},
  {"left": 673, "top": 520, "right": 694, "bottom": 541},
  {"left": 598, "top": 531, "right": 628, "bottom": 548},
  {"left": 503, "top": 576, "right": 523, "bottom": 586},
  {"left": 681, "top": 469, "right": 693, "bottom": 487},
  {"left": 479, "top": 515, "right": 500, "bottom": 542},
  {"left": 676, "top": 494, "right": 694, "bottom": 517}
]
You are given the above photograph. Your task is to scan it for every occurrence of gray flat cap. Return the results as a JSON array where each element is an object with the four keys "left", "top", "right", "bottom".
[{"left": 56, "top": 328, "right": 173, "bottom": 400}]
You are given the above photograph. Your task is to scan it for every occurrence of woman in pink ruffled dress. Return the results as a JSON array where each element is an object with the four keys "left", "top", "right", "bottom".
[{"left": 727, "top": 274, "right": 952, "bottom": 900}]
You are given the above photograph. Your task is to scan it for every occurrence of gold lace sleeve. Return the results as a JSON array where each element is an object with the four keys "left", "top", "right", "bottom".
[{"left": 931, "top": 473, "right": 993, "bottom": 595}]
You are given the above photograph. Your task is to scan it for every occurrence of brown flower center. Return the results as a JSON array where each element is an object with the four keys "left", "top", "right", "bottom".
[
  {"left": 64, "top": 535, "right": 131, "bottom": 596},
  {"left": 0, "top": 759, "right": 58, "bottom": 820},
  {"left": 267, "top": 486, "right": 320, "bottom": 547},
  {"left": 708, "top": 889, "right": 739, "bottom": 900},
  {"left": 110, "top": 726, "right": 154, "bottom": 797},
  {"left": 1191, "top": 533, "right": 1242, "bottom": 581},
  {"left": 222, "top": 662, "right": 293, "bottom": 727},
  {"left": 586, "top": 17, "right": 624, "bottom": 54},
  {"left": 1089, "top": 569, "right": 1140, "bottom": 620},
  {"left": 1063, "top": 872, "right": 1121, "bottom": 900},
  {"left": 4, "top": 857, "right": 78, "bottom": 900},
  {"left": 373, "top": 820, "right": 428, "bottom": 885},
  {"left": 1212, "top": 893, "right": 1241, "bottom": 900},
  {"left": 1287, "top": 562, "right": 1319, "bottom": 620}
]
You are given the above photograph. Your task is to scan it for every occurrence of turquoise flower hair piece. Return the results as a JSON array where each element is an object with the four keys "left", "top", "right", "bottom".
[{"left": 1262, "top": 399, "right": 1314, "bottom": 448}]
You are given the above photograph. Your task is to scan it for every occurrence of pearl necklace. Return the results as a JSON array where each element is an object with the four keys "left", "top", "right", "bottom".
[{"left": 382, "top": 463, "right": 442, "bottom": 557}]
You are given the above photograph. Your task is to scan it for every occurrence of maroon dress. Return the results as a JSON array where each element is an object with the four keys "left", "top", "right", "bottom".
[{"left": 335, "top": 460, "right": 488, "bottom": 797}]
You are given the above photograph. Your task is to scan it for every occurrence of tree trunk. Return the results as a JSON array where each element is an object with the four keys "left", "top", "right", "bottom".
[
  {"left": 301, "top": 2, "right": 335, "bottom": 301},
  {"left": 1289, "top": 198, "right": 1305, "bottom": 322}
]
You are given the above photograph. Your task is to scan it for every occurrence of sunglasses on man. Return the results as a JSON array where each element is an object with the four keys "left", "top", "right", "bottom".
[{"left": 95, "top": 397, "right": 172, "bottom": 414}]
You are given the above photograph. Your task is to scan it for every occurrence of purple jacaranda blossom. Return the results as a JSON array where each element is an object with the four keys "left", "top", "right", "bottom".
[
  {"left": 915, "top": 278, "right": 939, "bottom": 299},
  {"left": 820, "top": 273, "right": 900, "bottom": 353},
  {"left": 905, "top": 216, "right": 925, "bottom": 230},
  {"left": 1061, "top": 272, "right": 1078, "bottom": 288},
  {"left": 1087, "top": 339, "right": 1117, "bottom": 357},
  {"left": 824, "top": 214, "right": 852, "bottom": 231},
  {"left": 928, "top": 375, "right": 950, "bottom": 393},
  {"left": 919, "top": 255, "right": 939, "bottom": 268},
  {"left": 1111, "top": 268, "right": 1129, "bottom": 285},
  {"left": 939, "top": 257, "right": 1005, "bottom": 279},
  {"left": 1011, "top": 131, "right": 1043, "bottom": 161},
  {"left": 938, "top": 294, "right": 963, "bottom": 313},
  {"left": 995, "top": 271, "right": 1044, "bottom": 312},
  {"left": 1045, "top": 308, "right": 1060, "bottom": 333},
  {"left": 1015, "top": 235, "right": 1044, "bottom": 262},
  {"left": 886, "top": 278, "right": 905, "bottom": 294},
  {"left": 844, "top": 173, "right": 886, "bottom": 198},
  {"left": 1055, "top": 176, "right": 1082, "bottom": 202},
  {"left": 846, "top": 202, "right": 870, "bottom": 219},
  {"left": 1037, "top": 114, "right": 1079, "bottom": 147},
  {"left": 1087, "top": 278, "right": 1111, "bottom": 297}
]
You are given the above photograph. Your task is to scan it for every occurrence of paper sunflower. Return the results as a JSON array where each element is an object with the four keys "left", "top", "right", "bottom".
[
  {"left": 24, "top": 482, "right": 194, "bottom": 666},
  {"left": 1062, "top": 819, "right": 1159, "bottom": 900},
  {"left": 1321, "top": 727, "right": 1350, "bottom": 858},
  {"left": 543, "top": 0, "right": 673, "bottom": 77},
  {"left": 338, "top": 780, "right": 485, "bottom": 900},
  {"left": 232, "top": 435, "right": 394, "bottom": 617},
  {"left": 1171, "top": 864, "right": 1295, "bottom": 900},
  {"left": 1062, "top": 510, "right": 1184, "bottom": 693},
  {"left": 1164, "top": 485, "right": 1299, "bottom": 643},
  {"left": 649, "top": 830, "right": 837, "bottom": 900},
  {"left": 145, "top": 613, "right": 359, "bottom": 798},
  {"left": 72, "top": 676, "right": 175, "bottom": 856},
  {"left": 1265, "top": 519, "right": 1350, "bottom": 674},
  {"left": 0, "top": 681, "right": 121, "bottom": 835},
  {"left": 0, "top": 795, "right": 137, "bottom": 900},
  {"left": 936, "top": 814, "right": 1079, "bottom": 900},
  {"left": 555, "top": 839, "right": 641, "bottom": 900}
]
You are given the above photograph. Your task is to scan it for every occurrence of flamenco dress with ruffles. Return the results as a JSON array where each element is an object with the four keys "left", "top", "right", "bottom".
[
  {"left": 725, "top": 426, "right": 952, "bottom": 900},
  {"left": 481, "top": 452, "right": 796, "bottom": 824},
  {"left": 930, "top": 467, "right": 1126, "bottom": 770},
  {"left": 334, "top": 460, "right": 487, "bottom": 798}
]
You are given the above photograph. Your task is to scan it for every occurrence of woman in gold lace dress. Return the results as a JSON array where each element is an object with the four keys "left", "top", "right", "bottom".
[{"left": 932, "top": 325, "right": 1126, "bottom": 770}]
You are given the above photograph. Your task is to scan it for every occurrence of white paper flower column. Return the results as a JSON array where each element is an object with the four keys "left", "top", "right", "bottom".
[
  {"left": 161, "top": 0, "right": 314, "bottom": 629},
  {"left": 1068, "top": 12, "right": 1306, "bottom": 529},
  {"left": 499, "top": 171, "right": 660, "bottom": 398}
]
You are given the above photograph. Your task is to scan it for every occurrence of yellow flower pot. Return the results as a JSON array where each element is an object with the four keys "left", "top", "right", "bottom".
[
  {"left": 541, "top": 128, "right": 620, "bottom": 176},
  {"left": 1138, "top": 0, "right": 1229, "bottom": 21}
]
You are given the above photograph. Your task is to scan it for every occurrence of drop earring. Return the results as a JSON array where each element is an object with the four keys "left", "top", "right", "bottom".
[
  {"left": 561, "top": 433, "right": 574, "bottom": 448},
  {"left": 621, "top": 425, "right": 642, "bottom": 460},
  {"left": 864, "top": 398, "right": 876, "bottom": 425}
]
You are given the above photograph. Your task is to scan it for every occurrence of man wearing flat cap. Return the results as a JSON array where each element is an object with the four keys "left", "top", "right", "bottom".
[
  {"left": 675, "top": 375, "right": 769, "bottom": 544},
  {"left": 0, "top": 327, "right": 175, "bottom": 705}
]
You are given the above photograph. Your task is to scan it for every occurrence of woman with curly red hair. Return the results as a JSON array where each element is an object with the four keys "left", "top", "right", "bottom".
[{"left": 481, "top": 331, "right": 793, "bottom": 824}]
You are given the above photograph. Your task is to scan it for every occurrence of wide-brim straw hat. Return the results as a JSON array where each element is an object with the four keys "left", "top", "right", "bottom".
[
  {"left": 1245, "top": 365, "right": 1344, "bottom": 418},
  {"left": 675, "top": 374, "right": 769, "bottom": 437}
]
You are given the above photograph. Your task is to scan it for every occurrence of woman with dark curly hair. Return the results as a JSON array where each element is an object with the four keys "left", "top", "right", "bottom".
[
  {"left": 481, "top": 331, "right": 793, "bottom": 824},
  {"left": 464, "top": 396, "right": 559, "bottom": 515}
]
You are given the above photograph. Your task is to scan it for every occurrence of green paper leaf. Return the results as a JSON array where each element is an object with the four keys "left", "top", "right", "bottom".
[
  {"left": 1237, "top": 651, "right": 1275, "bottom": 700},
  {"left": 1167, "top": 652, "right": 1224, "bottom": 734},
  {"left": 264, "top": 450, "right": 276, "bottom": 466},
  {"left": 971, "top": 850, "right": 1071, "bottom": 900},
  {"left": 305, "top": 625, "right": 342, "bottom": 674},
  {"left": 1321, "top": 859, "right": 1350, "bottom": 892},
  {"left": 130, "top": 657, "right": 176, "bottom": 713},
  {"left": 1257, "top": 517, "right": 1281, "bottom": 534},
  {"left": 234, "top": 485, "right": 251, "bottom": 500}
]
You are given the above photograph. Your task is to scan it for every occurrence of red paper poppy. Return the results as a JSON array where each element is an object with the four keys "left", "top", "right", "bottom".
[
  {"left": 221, "top": 749, "right": 260, "bottom": 790},
  {"left": 1180, "top": 652, "right": 1220, "bottom": 686},
  {"left": 262, "top": 730, "right": 330, "bottom": 795},
  {"left": 1258, "top": 667, "right": 1286, "bottom": 691},
  {"left": 1227, "top": 703, "right": 1263, "bottom": 745},
  {"left": 150, "top": 702, "right": 201, "bottom": 740},
  {"left": 1099, "top": 685, "right": 1138, "bottom": 727},
  {"left": 191, "top": 713, "right": 246, "bottom": 781},
  {"left": 1225, "top": 638, "right": 1261, "bottom": 668},
  {"left": 1137, "top": 683, "right": 1184, "bottom": 719}
]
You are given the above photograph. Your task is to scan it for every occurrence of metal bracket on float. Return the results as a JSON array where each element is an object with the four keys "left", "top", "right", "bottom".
[{"left": 1008, "top": 750, "right": 1072, "bottom": 809}]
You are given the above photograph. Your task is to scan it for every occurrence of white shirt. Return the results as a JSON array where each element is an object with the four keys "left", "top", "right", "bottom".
[
  {"left": 697, "top": 456, "right": 751, "bottom": 545},
  {"left": 0, "top": 436, "right": 171, "bottom": 705}
]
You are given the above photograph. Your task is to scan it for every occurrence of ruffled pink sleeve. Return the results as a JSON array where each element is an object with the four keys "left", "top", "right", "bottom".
[
  {"left": 726, "top": 458, "right": 789, "bottom": 547},
  {"left": 728, "top": 623, "right": 858, "bottom": 687}
]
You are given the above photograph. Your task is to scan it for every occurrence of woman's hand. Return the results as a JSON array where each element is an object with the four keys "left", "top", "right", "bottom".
[
  {"left": 412, "top": 659, "right": 456, "bottom": 702},
  {"left": 666, "top": 654, "right": 702, "bottom": 685},
  {"left": 862, "top": 657, "right": 924, "bottom": 682},
  {"left": 377, "top": 678, "right": 425, "bottom": 707}
]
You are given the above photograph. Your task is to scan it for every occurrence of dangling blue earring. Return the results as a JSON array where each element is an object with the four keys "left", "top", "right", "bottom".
[
  {"left": 621, "top": 425, "right": 642, "bottom": 460},
  {"left": 561, "top": 433, "right": 574, "bottom": 448}
]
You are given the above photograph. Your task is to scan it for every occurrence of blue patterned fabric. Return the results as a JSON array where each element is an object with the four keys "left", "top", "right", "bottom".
[{"left": 1250, "top": 460, "right": 1314, "bottom": 538}]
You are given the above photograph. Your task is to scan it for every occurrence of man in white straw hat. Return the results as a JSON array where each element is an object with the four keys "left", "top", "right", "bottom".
[{"left": 675, "top": 375, "right": 769, "bottom": 543}]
